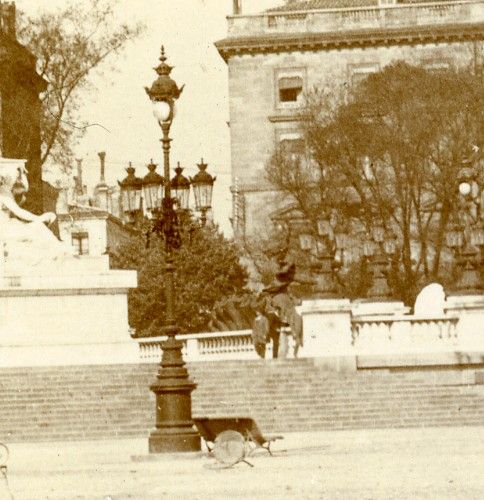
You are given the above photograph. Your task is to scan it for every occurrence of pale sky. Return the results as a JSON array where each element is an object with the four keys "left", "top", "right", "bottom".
[{"left": 16, "top": 0, "right": 284, "bottom": 236}]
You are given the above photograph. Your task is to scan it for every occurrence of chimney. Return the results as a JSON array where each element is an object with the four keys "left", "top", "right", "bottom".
[
  {"left": 94, "top": 151, "right": 110, "bottom": 211},
  {"left": 233, "top": 0, "right": 241, "bottom": 15},
  {"left": 98, "top": 151, "right": 106, "bottom": 183}
]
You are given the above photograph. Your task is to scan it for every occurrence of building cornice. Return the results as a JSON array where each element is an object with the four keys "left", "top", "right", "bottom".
[
  {"left": 215, "top": 22, "right": 484, "bottom": 62},
  {"left": 268, "top": 113, "right": 304, "bottom": 123},
  {"left": 230, "top": 181, "right": 274, "bottom": 194}
]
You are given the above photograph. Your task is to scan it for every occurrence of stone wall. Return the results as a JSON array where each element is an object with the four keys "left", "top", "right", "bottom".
[
  {"left": 57, "top": 209, "right": 137, "bottom": 257},
  {"left": 228, "top": 39, "right": 478, "bottom": 237}
]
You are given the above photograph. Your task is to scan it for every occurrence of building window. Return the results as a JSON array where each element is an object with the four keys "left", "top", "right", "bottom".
[
  {"left": 277, "top": 131, "right": 303, "bottom": 148},
  {"left": 279, "top": 137, "right": 304, "bottom": 157},
  {"left": 378, "top": 0, "right": 396, "bottom": 6},
  {"left": 349, "top": 63, "right": 380, "bottom": 86},
  {"left": 275, "top": 70, "right": 305, "bottom": 108},
  {"left": 278, "top": 76, "right": 303, "bottom": 103},
  {"left": 72, "top": 232, "right": 89, "bottom": 255},
  {"left": 276, "top": 131, "right": 306, "bottom": 169}
]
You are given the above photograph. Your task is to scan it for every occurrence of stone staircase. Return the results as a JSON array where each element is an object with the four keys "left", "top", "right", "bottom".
[{"left": 0, "top": 359, "right": 483, "bottom": 443}]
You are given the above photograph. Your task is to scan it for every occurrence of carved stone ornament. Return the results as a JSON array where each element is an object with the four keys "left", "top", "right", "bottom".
[{"left": 0, "top": 158, "right": 73, "bottom": 271}]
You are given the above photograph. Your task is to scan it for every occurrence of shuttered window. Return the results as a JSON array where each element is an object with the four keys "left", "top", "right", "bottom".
[{"left": 278, "top": 76, "right": 303, "bottom": 103}]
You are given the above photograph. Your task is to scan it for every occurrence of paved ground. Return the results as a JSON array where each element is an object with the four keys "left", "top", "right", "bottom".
[{"left": 1, "top": 426, "right": 483, "bottom": 499}]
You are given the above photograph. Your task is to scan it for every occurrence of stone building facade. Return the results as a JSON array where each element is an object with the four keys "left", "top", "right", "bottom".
[
  {"left": 0, "top": 2, "right": 47, "bottom": 214},
  {"left": 56, "top": 204, "right": 137, "bottom": 258},
  {"left": 56, "top": 154, "right": 136, "bottom": 258},
  {"left": 215, "top": 0, "right": 484, "bottom": 241}
]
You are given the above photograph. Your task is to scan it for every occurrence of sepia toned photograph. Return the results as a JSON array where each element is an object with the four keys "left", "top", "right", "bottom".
[{"left": 0, "top": 0, "right": 483, "bottom": 498}]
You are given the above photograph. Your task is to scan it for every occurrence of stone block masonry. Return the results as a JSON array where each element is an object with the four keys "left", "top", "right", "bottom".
[
  {"left": 227, "top": 39, "right": 479, "bottom": 236},
  {"left": 0, "top": 359, "right": 482, "bottom": 443},
  {"left": 217, "top": 1, "right": 484, "bottom": 238}
]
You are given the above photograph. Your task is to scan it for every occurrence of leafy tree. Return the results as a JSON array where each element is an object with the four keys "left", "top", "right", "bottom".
[
  {"left": 110, "top": 220, "right": 251, "bottom": 335},
  {"left": 265, "top": 62, "right": 484, "bottom": 304},
  {"left": 17, "top": 0, "right": 144, "bottom": 171}
]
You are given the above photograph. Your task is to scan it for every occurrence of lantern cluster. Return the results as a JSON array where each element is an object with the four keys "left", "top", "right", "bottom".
[{"left": 118, "top": 159, "right": 215, "bottom": 217}]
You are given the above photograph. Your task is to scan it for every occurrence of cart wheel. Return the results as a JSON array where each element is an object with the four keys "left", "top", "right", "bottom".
[{"left": 213, "top": 430, "right": 246, "bottom": 467}]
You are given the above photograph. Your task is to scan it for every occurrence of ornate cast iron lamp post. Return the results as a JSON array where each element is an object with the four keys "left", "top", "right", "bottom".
[
  {"left": 446, "top": 156, "right": 483, "bottom": 294},
  {"left": 142, "top": 46, "right": 201, "bottom": 453}
]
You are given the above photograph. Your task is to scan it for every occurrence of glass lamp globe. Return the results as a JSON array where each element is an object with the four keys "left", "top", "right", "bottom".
[
  {"left": 299, "top": 233, "right": 314, "bottom": 251},
  {"left": 152, "top": 100, "right": 172, "bottom": 123},
  {"left": 470, "top": 223, "right": 484, "bottom": 247},
  {"left": 459, "top": 181, "right": 472, "bottom": 196}
]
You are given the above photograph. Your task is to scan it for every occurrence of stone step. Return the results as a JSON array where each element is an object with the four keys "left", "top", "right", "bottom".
[
  {"left": 1, "top": 360, "right": 483, "bottom": 443},
  {"left": 1, "top": 385, "right": 473, "bottom": 399}
]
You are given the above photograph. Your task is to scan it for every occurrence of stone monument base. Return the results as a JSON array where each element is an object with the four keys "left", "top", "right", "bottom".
[{"left": 0, "top": 255, "right": 138, "bottom": 367}]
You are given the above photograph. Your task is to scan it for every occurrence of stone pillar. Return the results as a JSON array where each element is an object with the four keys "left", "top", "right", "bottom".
[
  {"left": 297, "top": 298, "right": 355, "bottom": 371},
  {"left": 445, "top": 294, "right": 484, "bottom": 354}
]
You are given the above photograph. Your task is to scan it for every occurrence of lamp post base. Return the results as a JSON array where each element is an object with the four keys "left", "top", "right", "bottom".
[
  {"left": 149, "top": 428, "right": 201, "bottom": 454},
  {"left": 148, "top": 381, "right": 201, "bottom": 453},
  {"left": 148, "top": 335, "right": 201, "bottom": 454}
]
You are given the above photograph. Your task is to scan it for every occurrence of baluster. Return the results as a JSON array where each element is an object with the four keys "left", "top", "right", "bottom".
[{"left": 350, "top": 324, "right": 359, "bottom": 346}]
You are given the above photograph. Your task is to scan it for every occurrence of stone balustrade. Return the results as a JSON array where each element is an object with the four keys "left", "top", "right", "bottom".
[
  {"left": 351, "top": 314, "right": 460, "bottom": 354},
  {"left": 298, "top": 293, "right": 484, "bottom": 370},
  {"left": 135, "top": 293, "right": 482, "bottom": 367},
  {"left": 136, "top": 330, "right": 261, "bottom": 363},
  {"left": 227, "top": 1, "right": 482, "bottom": 36}
]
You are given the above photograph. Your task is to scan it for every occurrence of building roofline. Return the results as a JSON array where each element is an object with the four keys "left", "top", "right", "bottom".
[
  {"left": 260, "top": 0, "right": 476, "bottom": 16},
  {"left": 106, "top": 213, "right": 140, "bottom": 235},
  {"left": 57, "top": 205, "right": 140, "bottom": 236},
  {"left": 215, "top": 22, "right": 484, "bottom": 62}
]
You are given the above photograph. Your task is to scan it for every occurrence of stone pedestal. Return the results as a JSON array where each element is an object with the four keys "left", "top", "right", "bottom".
[
  {"left": 297, "top": 298, "right": 355, "bottom": 371},
  {"left": 0, "top": 255, "right": 138, "bottom": 367},
  {"left": 445, "top": 294, "right": 484, "bottom": 353}
]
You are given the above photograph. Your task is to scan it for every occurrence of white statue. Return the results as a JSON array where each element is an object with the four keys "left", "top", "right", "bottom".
[
  {"left": 414, "top": 283, "right": 446, "bottom": 316},
  {"left": 0, "top": 159, "right": 73, "bottom": 268}
]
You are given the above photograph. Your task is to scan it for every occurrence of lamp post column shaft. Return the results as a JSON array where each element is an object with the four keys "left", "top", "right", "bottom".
[
  {"left": 161, "top": 123, "right": 172, "bottom": 199},
  {"left": 148, "top": 120, "right": 200, "bottom": 454},
  {"left": 200, "top": 207, "right": 207, "bottom": 227},
  {"left": 161, "top": 122, "right": 175, "bottom": 327}
]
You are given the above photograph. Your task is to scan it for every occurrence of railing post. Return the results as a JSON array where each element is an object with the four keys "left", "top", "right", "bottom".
[
  {"left": 185, "top": 338, "right": 199, "bottom": 361},
  {"left": 445, "top": 294, "right": 484, "bottom": 352},
  {"left": 297, "top": 298, "right": 355, "bottom": 371}
]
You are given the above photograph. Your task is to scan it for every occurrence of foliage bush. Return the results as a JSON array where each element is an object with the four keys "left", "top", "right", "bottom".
[{"left": 110, "top": 221, "right": 251, "bottom": 335}]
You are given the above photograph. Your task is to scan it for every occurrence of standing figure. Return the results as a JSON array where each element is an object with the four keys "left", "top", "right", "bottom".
[
  {"left": 263, "top": 262, "right": 304, "bottom": 358},
  {"left": 271, "top": 290, "right": 293, "bottom": 358},
  {"left": 251, "top": 298, "right": 270, "bottom": 359},
  {"left": 264, "top": 296, "right": 285, "bottom": 359}
]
